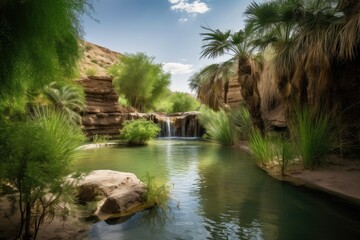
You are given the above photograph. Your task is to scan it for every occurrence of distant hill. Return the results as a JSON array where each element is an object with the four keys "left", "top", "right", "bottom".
[{"left": 78, "top": 41, "right": 122, "bottom": 77}]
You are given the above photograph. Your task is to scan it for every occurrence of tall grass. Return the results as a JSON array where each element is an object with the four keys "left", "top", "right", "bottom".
[
  {"left": 272, "top": 135, "right": 297, "bottom": 175},
  {"left": 291, "top": 107, "right": 336, "bottom": 169},
  {"left": 199, "top": 106, "right": 236, "bottom": 146},
  {"left": 249, "top": 130, "right": 297, "bottom": 173},
  {"left": 141, "top": 173, "right": 169, "bottom": 207},
  {"left": 230, "top": 105, "right": 252, "bottom": 140},
  {"left": 249, "top": 130, "right": 275, "bottom": 165}
]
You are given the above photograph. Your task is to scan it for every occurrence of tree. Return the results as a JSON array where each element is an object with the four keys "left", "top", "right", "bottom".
[
  {"left": 43, "top": 82, "right": 86, "bottom": 123},
  {"left": 244, "top": 0, "right": 360, "bottom": 112},
  {"left": 0, "top": 0, "right": 92, "bottom": 108},
  {"left": 200, "top": 27, "right": 265, "bottom": 133},
  {"left": 0, "top": 111, "right": 85, "bottom": 239},
  {"left": 109, "top": 53, "right": 171, "bottom": 112},
  {"left": 168, "top": 92, "right": 200, "bottom": 113},
  {"left": 189, "top": 61, "right": 234, "bottom": 110}
]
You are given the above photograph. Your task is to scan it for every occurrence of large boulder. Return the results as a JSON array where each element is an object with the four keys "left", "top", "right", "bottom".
[{"left": 75, "top": 170, "right": 147, "bottom": 220}]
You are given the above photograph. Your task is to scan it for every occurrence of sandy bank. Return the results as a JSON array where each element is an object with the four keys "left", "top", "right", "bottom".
[{"left": 237, "top": 143, "right": 360, "bottom": 209}]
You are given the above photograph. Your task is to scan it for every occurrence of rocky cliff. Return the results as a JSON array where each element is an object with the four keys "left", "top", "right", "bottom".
[{"left": 78, "top": 76, "right": 134, "bottom": 138}]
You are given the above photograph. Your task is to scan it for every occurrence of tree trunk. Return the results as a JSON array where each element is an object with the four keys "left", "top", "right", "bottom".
[
  {"left": 24, "top": 202, "right": 32, "bottom": 239},
  {"left": 237, "top": 57, "right": 265, "bottom": 134}
]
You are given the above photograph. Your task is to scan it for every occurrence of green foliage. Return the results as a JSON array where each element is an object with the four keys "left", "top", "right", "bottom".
[
  {"left": 118, "top": 94, "right": 129, "bottom": 107},
  {"left": 291, "top": 107, "right": 336, "bottom": 169},
  {"left": 249, "top": 130, "right": 275, "bottom": 165},
  {"left": 109, "top": 53, "right": 171, "bottom": 112},
  {"left": 199, "top": 106, "right": 236, "bottom": 146},
  {"left": 120, "top": 119, "right": 160, "bottom": 145},
  {"left": 141, "top": 172, "right": 169, "bottom": 207},
  {"left": 0, "top": 110, "right": 85, "bottom": 239},
  {"left": 85, "top": 68, "right": 97, "bottom": 76},
  {"left": 0, "top": 0, "right": 92, "bottom": 103},
  {"left": 169, "top": 92, "right": 199, "bottom": 113},
  {"left": 273, "top": 135, "right": 297, "bottom": 175},
  {"left": 42, "top": 82, "right": 85, "bottom": 124},
  {"left": 230, "top": 105, "right": 252, "bottom": 140},
  {"left": 156, "top": 92, "right": 199, "bottom": 114},
  {"left": 92, "top": 134, "right": 110, "bottom": 144}
]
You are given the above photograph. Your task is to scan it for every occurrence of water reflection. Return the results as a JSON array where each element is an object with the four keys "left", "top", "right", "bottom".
[{"left": 74, "top": 140, "right": 360, "bottom": 240}]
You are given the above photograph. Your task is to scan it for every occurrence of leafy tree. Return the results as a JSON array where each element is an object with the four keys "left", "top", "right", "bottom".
[
  {"left": 0, "top": 110, "right": 85, "bottom": 239},
  {"left": 169, "top": 92, "right": 200, "bottom": 113},
  {"left": 109, "top": 53, "right": 171, "bottom": 112},
  {"left": 120, "top": 119, "right": 160, "bottom": 145},
  {"left": 0, "top": 0, "right": 92, "bottom": 108},
  {"left": 156, "top": 92, "right": 199, "bottom": 113}
]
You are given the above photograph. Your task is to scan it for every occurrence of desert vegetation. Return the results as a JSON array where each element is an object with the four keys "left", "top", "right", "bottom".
[{"left": 194, "top": 0, "right": 360, "bottom": 169}]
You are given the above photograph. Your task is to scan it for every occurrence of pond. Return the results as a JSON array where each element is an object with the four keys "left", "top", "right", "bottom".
[{"left": 75, "top": 139, "right": 360, "bottom": 240}]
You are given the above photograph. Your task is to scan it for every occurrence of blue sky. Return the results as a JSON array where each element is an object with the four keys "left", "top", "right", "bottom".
[{"left": 82, "top": 0, "right": 258, "bottom": 92}]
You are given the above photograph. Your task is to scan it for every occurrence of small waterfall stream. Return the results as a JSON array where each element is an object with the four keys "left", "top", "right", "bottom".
[
  {"left": 159, "top": 113, "right": 204, "bottom": 138},
  {"left": 165, "top": 117, "right": 172, "bottom": 137}
]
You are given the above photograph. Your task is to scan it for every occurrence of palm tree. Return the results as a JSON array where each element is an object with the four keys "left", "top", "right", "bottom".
[
  {"left": 245, "top": 0, "right": 360, "bottom": 113},
  {"left": 200, "top": 26, "right": 265, "bottom": 133},
  {"left": 43, "top": 82, "right": 85, "bottom": 123},
  {"left": 189, "top": 61, "right": 234, "bottom": 110}
]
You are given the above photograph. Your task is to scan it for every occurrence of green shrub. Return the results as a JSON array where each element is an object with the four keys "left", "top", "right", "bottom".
[
  {"left": 230, "top": 105, "right": 252, "bottom": 140},
  {"left": 249, "top": 130, "right": 275, "bottom": 165},
  {"left": 0, "top": 111, "right": 85, "bottom": 238},
  {"left": 120, "top": 119, "right": 160, "bottom": 145},
  {"left": 141, "top": 172, "right": 169, "bottom": 206},
  {"left": 92, "top": 134, "right": 110, "bottom": 144},
  {"left": 118, "top": 94, "right": 129, "bottom": 107},
  {"left": 199, "top": 106, "right": 236, "bottom": 146},
  {"left": 272, "top": 134, "right": 297, "bottom": 175},
  {"left": 291, "top": 107, "right": 336, "bottom": 169},
  {"left": 85, "top": 68, "right": 97, "bottom": 76}
]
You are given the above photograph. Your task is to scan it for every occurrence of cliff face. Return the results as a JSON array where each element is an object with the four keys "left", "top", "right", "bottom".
[
  {"left": 78, "top": 41, "right": 122, "bottom": 77},
  {"left": 78, "top": 76, "right": 135, "bottom": 138}
]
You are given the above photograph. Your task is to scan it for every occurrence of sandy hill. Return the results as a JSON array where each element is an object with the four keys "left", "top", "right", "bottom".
[{"left": 78, "top": 41, "right": 122, "bottom": 77}]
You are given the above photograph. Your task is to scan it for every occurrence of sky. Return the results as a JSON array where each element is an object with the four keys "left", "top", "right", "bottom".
[{"left": 82, "top": 0, "right": 258, "bottom": 93}]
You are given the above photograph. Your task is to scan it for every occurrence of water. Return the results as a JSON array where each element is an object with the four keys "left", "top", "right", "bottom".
[
  {"left": 166, "top": 117, "right": 172, "bottom": 137},
  {"left": 75, "top": 139, "right": 360, "bottom": 240}
]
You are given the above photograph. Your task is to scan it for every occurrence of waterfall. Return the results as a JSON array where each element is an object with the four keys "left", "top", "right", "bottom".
[
  {"left": 158, "top": 113, "right": 204, "bottom": 138},
  {"left": 166, "top": 117, "right": 172, "bottom": 137}
]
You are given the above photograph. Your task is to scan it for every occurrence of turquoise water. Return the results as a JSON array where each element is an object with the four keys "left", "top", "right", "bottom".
[{"left": 75, "top": 139, "right": 360, "bottom": 240}]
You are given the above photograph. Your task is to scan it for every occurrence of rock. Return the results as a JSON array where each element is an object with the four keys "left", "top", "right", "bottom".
[
  {"left": 75, "top": 170, "right": 147, "bottom": 219},
  {"left": 77, "top": 77, "right": 136, "bottom": 138}
]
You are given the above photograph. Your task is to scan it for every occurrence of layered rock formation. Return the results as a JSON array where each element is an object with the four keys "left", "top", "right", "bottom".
[{"left": 78, "top": 76, "right": 135, "bottom": 138}]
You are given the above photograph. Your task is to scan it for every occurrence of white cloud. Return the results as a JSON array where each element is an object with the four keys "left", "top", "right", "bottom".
[
  {"left": 168, "top": 0, "right": 210, "bottom": 15},
  {"left": 163, "top": 62, "right": 194, "bottom": 75},
  {"left": 179, "top": 17, "right": 188, "bottom": 22}
]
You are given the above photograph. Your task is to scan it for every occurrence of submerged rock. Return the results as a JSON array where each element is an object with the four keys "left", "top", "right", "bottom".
[{"left": 75, "top": 170, "right": 147, "bottom": 220}]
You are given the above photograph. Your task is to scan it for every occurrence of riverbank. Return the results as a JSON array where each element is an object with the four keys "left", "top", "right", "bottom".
[{"left": 237, "top": 143, "right": 360, "bottom": 209}]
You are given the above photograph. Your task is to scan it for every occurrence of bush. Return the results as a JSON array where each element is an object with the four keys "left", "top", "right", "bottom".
[
  {"left": 199, "top": 106, "right": 236, "bottom": 146},
  {"left": 120, "top": 119, "right": 160, "bottom": 145},
  {"left": 249, "top": 130, "right": 275, "bottom": 165},
  {"left": 85, "top": 68, "right": 97, "bottom": 76},
  {"left": 0, "top": 111, "right": 85, "bottom": 239},
  {"left": 291, "top": 107, "right": 336, "bottom": 169}
]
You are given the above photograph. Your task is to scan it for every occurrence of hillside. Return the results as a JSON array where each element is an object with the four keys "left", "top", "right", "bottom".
[{"left": 78, "top": 41, "right": 122, "bottom": 77}]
